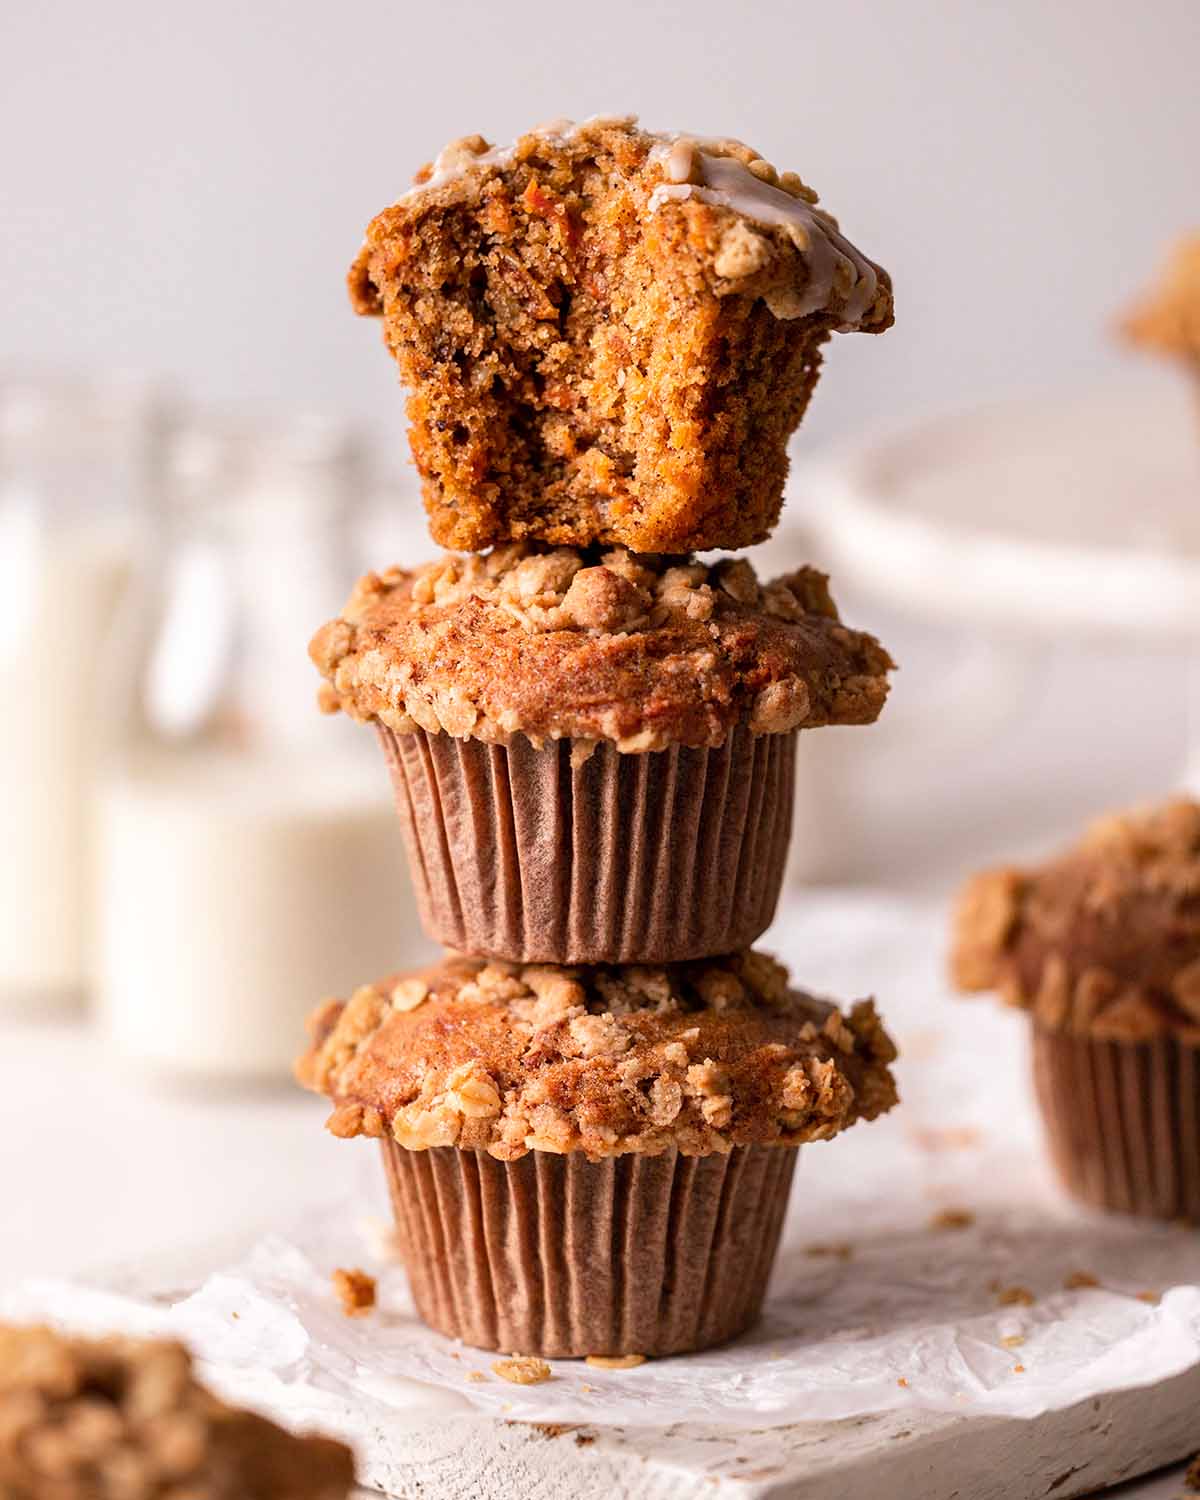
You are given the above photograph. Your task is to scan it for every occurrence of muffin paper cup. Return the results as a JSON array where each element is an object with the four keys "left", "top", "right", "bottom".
[
  {"left": 1032, "top": 1023, "right": 1200, "bottom": 1221},
  {"left": 380, "top": 1142, "right": 799, "bottom": 1357},
  {"left": 377, "top": 724, "right": 796, "bottom": 964}
]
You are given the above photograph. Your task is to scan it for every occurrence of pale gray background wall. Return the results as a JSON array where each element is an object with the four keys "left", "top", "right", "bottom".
[{"left": 4, "top": 0, "right": 1198, "bottom": 458}]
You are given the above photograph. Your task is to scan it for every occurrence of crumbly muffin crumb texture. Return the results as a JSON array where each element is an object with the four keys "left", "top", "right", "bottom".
[
  {"left": 310, "top": 542, "right": 893, "bottom": 752},
  {"left": 350, "top": 115, "right": 893, "bottom": 553},
  {"left": 951, "top": 798, "right": 1200, "bottom": 1041},
  {"left": 0, "top": 1324, "right": 354, "bottom": 1500},
  {"left": 296, "top": 951, "right": 898, "bottom": 1160}
]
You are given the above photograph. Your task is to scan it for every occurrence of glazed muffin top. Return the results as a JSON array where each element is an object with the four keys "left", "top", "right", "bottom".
[
  {"left": 1122, "top": 235, "right": 1200, "bottom": 362},
  {"left": 951, "top": 799, "right": 1200, "bottom": 1041},
  {"left": 296, "top": 951, "right": 898, "bottom": 1161},
  {"left": 349, "top": 114, "right": 893, "bottom": 554},
  {"left": 0, "top": 1324, "right": 355, "bottom": 1500},
  {"left": 310, "top": 544, "right": 893, "bottom": 752}
]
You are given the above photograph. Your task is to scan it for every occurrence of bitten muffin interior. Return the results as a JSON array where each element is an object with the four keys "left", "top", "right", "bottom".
[{"left": 350, "top": 115, "right": 893, "bottom": 553}]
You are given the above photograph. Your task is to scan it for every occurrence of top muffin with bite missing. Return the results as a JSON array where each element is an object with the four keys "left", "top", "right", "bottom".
[{"left": 350, "top": 115, "right": 893, "bottom": 554}]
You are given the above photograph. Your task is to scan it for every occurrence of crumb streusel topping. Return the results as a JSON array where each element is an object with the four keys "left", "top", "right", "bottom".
[
  {"left": 0, "top": 1325, "right": 354, "bottom": 1500},
  {"left": 310, "top": 544, "right": 893, "bottom": 752},
  {"left": 951, "top": 799, "right": 1200, "bottom": 1041},
  {"left": 296, "top": 952, "right": 899, "bottom": 1160}
]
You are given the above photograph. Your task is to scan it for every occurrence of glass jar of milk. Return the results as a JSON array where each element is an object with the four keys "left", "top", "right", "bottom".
[
  {"left": 95, "top": 412, "right": 435, "bottom": 1080},
  {"left": 0, "top": 373, "right": 165, "bottom": 1013}
]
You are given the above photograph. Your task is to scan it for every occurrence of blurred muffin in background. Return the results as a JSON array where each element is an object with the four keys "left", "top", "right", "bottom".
[
  {"left": 1121, "top": 235, "right": 1200, "bottom": 417},
  {"left": 0, "top": 1324, "right": 355, "bottom": 1499},
  {"left": 951, "top": 799, "right": 1200, "bottom": 1222}
]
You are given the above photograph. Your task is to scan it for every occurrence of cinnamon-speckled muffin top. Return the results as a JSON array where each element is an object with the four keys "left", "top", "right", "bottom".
[
  {"left": 0, "top": 1324, "right": 355, "bottom": 1500},
  {"left": 1122, "top": 236, "right": 1200, "bottom": 363},
  {"left": 951, "top": 799, "right": 1200, "bottom": 1041},
  {"left": 296, "top": 951, "right": 898, "bottom": 1161},
  {"left": 310, "top": 543, "right": 893, "bottom": 752}
]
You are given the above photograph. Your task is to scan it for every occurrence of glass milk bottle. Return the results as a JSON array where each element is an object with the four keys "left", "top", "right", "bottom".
[
  {"left": 96, "top": 412, "right": 435, "bottom": 1080},
  {"left": 0, "top": 374, "right": 162, "bottom": 1012}
]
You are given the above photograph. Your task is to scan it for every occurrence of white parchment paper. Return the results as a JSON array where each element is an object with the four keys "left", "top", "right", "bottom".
[{"left": 7, "top": 895, "right": 1200, "bottom": 1441}]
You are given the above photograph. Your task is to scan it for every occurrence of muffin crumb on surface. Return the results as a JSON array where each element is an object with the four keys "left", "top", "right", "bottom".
[
  {"left": 332, "top": 1267, "right": 377, "bottom": 1318},
  {"left": 1064, "top": 1270, "right": 1101, "bottom": 1290},
  {"left": 928, "top": 1208, "right": 975, "bottom": 1232},
  {"left": 349, "top": 116, "right": 892, "bottom": 554},
  {"left": 491, "top": 1356, "right": 553, "bottom": 1386}
]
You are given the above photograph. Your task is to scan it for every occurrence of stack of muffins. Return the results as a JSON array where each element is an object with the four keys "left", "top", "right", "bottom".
[{"left": 298, "top": 116, "right": 900, "bottom": 1359}]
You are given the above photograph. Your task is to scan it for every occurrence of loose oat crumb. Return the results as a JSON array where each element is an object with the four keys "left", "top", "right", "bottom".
[
  {"left": 492, "top": 1355, "right": 553, "bottom": 1385},
  {"left": 1012, "top": 1363, "right": 1026, "bottom": 1373},
  {"left": 1137, "top": 1289, "right": 1161, "bottom": 1304},
  {"left": 805, "top": 1242, "right": 853, "bottom": 1261},
  {"left": 911, "top": 1126, "right": 982, "bottom": 1153},
  {"left": 585, "top": 1354, "right": 647, "bottom": 1370},
  {"left": 995, "top": 1286, "right": 1036, "bottom": 1307},
  {"left": 929, "top": 1209, "right": 975, "bottom": 1232},
  {"left": 1001, "top": 1335, "right": 1026, "bottom": 1350},
  {"left": 897, "top": 1377, "right": 909, "bottom": 1388},
  {"left": 1064, "top": 1270, "right": 1100, "bottom": 1290},
  {"left": 332, "top": 1267, "right": 376, "bottom": 1317},
  {"left": 466, "top": 1371, "right": 487, "bottom": 1383}
]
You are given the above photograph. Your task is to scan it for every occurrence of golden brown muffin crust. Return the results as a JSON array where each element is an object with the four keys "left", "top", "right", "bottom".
[
  {"left": 351, "top": 115, "right": 893, "bottom": 553},
  {"left": 296, "top": 952, "right": 899, "bottom": 1161},
  {"left": 951, "top": 799, "right": 1200, "bottom": 1041},
  {"left": 0, "top": 1325, "right": 355, "bottom": 1500},
  {"left": 310, "top": 543, "right": 893, "bottom": 752}
]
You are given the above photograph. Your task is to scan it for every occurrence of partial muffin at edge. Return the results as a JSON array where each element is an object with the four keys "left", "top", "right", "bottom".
[
  {"left": 0, "top": 1324, "right": 355, "bottom": 1500},
  {"left": 951, "top": 798, "right": 1200, "bottom": 1222}
]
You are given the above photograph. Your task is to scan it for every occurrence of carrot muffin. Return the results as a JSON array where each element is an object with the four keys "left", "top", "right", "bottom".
[
  {"left": 0, "top": 1324, "right": 355, "bottom": 1499},
  {"left": 952, "top": 799, "right": 1200, "bottom": 1220},
  {"left": 1122, "top": 235, "right": 1200, "bottom": 380},
  {"left": 297, "top": 950, "right": 898, "bottom": 1356},
  {"left": 350, "top": 114, "right": 893, "bottom": 553},
  {"left": 310, "top": 543, "right": 894, "bottom": 962}
]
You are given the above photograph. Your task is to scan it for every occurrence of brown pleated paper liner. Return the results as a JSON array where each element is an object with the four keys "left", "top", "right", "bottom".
[
  {"left": 376, "top": 724, "right": 797, "bottom": 964},
  {"left": 380, "top": 1142, "right": 799, "bottom": 1358},
  {"left": 1032, "top": 1023, "right": 1200, "bottom": 1222}
]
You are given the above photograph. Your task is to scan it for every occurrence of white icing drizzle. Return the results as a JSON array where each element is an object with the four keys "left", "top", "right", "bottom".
[
  {"left": 395, "top": 115, "right": 625, "bottom": 203},
  {"left": 388, "top": 117, "right": 882, "bottom": 329},
  {"left": 647, "top": 143, "right": 880, "bottom": 328}
]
